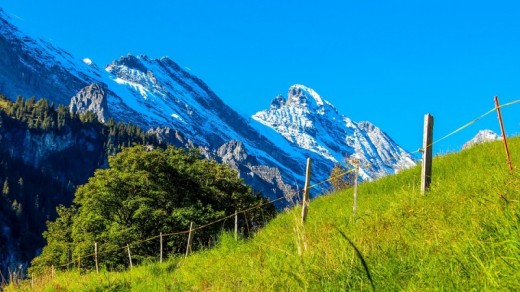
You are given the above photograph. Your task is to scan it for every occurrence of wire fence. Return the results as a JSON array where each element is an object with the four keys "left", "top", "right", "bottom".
[
  {"left": 45, "top": 97, "right": 519, "bottom": 273},
  {"left": 411, "top": 98, "right": 520, "bottom": 155}
]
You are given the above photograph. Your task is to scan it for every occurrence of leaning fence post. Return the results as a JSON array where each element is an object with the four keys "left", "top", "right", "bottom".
[
  {"left": 127, "top": 244, "right": 133, "bottom": 269},
  {"left": 494, "top": 96, "right": 514, "bottom": 172},
  {"left": 94, "top": 242, "right": 99, "bottom": 274},
  {"left": 301, "top": 158, "right": 312, "bottom": 223},
  {"left": 421, "top": 114, "right": 434, "bottom": 194},
  {"left": 160, "top": 232, "right": 163, "bottom": 263},
  {"left": 185, "top": 222, "right": 195, "bottom": 258}
]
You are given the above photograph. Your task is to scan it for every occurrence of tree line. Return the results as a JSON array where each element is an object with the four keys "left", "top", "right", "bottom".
[
  {"left": 0, "top": 94, "right": 275, "bottom": 274},
  {"left": 0, "top": 94, "right": 160, "bottom": 272}
]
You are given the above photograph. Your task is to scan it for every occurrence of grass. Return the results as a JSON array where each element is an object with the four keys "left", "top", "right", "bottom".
[{"left": 8, "top": 137, "right": 520, "bottom": 291}]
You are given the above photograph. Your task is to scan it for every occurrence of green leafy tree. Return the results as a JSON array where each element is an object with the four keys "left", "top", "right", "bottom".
[
  {"left": 30, "top": 205, "right": 76, "bottom": 273},
  {"left": 32, "top": 145, "right": 274, "bottom": 272}
]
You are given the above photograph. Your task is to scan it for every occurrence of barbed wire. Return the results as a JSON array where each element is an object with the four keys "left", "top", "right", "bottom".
[{"left": 50, "top": 98, "right": 519, "bottom": 271}]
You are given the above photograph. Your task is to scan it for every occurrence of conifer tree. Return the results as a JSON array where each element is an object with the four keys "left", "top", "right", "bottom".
[{"left": 2, "top": 178, "right": 8, "bottom": 196}]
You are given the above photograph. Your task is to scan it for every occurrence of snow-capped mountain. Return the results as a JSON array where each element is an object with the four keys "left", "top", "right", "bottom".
[
  {"left": 252, "top": 85, "right": 416, "bottom": 180},
  {"left": 0, "top": 8, "right": 415, "bottom": 203},
  {"left": 462, "top": 129, "right": 501, "bottom": 149}
]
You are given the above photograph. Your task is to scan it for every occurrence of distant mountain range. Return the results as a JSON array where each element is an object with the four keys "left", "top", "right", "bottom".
[{"left": 0, "top": 8, "right": 415, "bottom": 203}]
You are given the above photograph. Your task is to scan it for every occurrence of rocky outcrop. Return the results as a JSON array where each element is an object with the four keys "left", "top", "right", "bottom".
[
  {"left": 212, "top": 140, "right": 294, "bottom": 207},
  {"left": 70, "top": 84, "right": 109, "bottom": 122}
]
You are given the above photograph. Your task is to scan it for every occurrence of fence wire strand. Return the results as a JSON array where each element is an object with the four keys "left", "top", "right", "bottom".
[{"left": 412, "top": 98, "right": 520, "bottom": 154}]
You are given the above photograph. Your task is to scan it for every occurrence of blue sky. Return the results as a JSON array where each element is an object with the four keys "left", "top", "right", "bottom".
[{"left": 1, "top": 0, "right": 519, "bottom": 156}]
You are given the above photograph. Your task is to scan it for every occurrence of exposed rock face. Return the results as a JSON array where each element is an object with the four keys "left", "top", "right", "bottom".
[
  {"left": 0, "top": 118, "right": 105, "bottom": 185},
  {"left": 216, "top": 140, "right": 248, "bottom": 167},
  {"left": 147, "top": 127, "right": 196, "bottom": 149},
  {"left": 0, "top": 111, "right": 107, "bottom": 273},
  {"left": 70, "top": 84, "right": 109, "bottom": 122},
  {"left": 463, "top": 130, "right": 501, "bottom": 149},
  {"left": 213, "top": 140, "right": 294, "bottom": 208}
]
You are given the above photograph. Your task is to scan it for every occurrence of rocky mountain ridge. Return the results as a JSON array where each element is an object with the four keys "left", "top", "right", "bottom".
[
  {"left": 252, "top": 84, "right": 416, "bottom": 181},
  {"left": 0, "top": 8, "right": 415, "bottom": 203}
]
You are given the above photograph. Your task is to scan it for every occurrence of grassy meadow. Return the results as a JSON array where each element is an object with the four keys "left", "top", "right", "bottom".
[{"left": 8, "top": 136, "right": 520, "bottom": 291}]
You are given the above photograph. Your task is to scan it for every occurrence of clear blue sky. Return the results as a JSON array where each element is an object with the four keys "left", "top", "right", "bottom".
[{"left": 1, "top": 0, "right": 519, "bottom": 156}]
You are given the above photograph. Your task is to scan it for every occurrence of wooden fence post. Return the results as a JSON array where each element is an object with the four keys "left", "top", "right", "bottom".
[
  {"left": 160, "top": 232, "right": 163, "bottom": 263},
  {"left": 94, "top": 242, "right": 99, "bottom": 274},
  {"left": 421, "top": 114, "right": 434, "bottom": 194},
  {"left": 127, "top": 244, "right": 133, "bottom": 269},
  {"left": 301, "top": 158, "right": 312, "bottom": 224},
  {"left": 234, "top": 211, "right": 238, "bottom": 241},
  {"left": 494, "top": 96, "right": 513, "bottom": 172},
  {"left": 185, "top": 222, "right": 194, "bottom": 258},
  {"left": 352, "top": 160, "right": 360, "bottom": 214}
]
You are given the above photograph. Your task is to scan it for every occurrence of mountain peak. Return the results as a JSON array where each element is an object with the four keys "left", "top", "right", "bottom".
[
  {"left": 286, "top": 84, "right": 325, "bottom": 109},
  {"left": 463, "top": 129, "right": 501, "bottom": 149}
]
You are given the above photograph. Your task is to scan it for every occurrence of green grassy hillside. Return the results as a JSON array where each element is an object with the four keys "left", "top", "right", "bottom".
[{"left": 9, "top": 137, "right": 519, "bottom": 291}]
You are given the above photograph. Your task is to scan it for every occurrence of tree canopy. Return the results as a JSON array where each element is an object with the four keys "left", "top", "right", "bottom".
[{"left": 31, "top": 145, "right": 274, "bottom": 272}]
